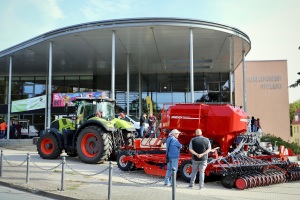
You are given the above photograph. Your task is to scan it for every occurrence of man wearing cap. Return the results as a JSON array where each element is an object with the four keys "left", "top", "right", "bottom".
[
  {"left": 188, "top": 129, "right": 211, "bottom": 189},
  {"left": 164, "top": 129, "right": 182, "bottom": 186}
]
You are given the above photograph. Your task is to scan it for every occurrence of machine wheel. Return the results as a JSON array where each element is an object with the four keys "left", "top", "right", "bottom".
[
  {"left": 124, "top": 131, "right": 134, "bottom": 147},
  {"left": 235, "top": 177, "right": 247, "bottom": 190},
  {"left": 76, "top": 125, "right": 110, "bottom": 164},
  {"left": 108, "top": 134, "right": 118, "bottom": 161},
  {"left": 180, "top": 160, "right": 194, "bottom": 182},
  {"left": 37, "top": 133, "right": 62, "bottom": 159},
  {"left": 117, "top": 150, "right": 134, "bottom": 171},
  {"left": 221, "top": 175, "right": 235, "bottom": 188},
  {"left": 134, "top": 130, "right": 140, "bottom": 138}
]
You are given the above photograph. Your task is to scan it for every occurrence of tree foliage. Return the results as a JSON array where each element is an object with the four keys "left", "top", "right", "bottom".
[
  {"left": 289, "top": 72, "right": 300, "bottom": 88},
  {"left": 289, "top": 99, "right": 300, "bottom": 123}
]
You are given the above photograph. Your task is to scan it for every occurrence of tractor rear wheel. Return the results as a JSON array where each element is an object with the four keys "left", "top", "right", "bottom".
[
  {"left": 76, "top": 125, "right": 111, "bottom": 164},
  {"left": 37, "top": 133, "right": 62, "bottom": 159},
  {"left": 117, "top": 150, "right": 134, "bottom": 171}
]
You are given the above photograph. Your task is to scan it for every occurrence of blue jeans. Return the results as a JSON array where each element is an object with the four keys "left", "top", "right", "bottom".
[
  {"left": 189, "top": 160, "right": 207, "bottom": 188},
  {"left": 164, "top": 158, "right": 178, "bottom": 185},
  {"left": 0, "top": 130, "right": 5, "bottom": 138},
  {"left": 140, "top": 126, "right": 145, "bottom": 138}
]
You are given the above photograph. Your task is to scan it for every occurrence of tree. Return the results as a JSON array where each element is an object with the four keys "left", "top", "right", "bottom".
[
  {"left": 289, "top": 99, "right": 300, "bottom": 123},
  {"left": 289, "top": 72, "right": 300, "bottom": 88}
]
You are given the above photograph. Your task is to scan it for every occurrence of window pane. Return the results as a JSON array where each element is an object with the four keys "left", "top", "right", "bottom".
[
  {"left": 24, "top": 85, "right": 33, "bottom": 94},
  {"left": 35, "top": 84, "right": 46, "bottom": 95},
  {"left": 173, "top": 92, "right": 185, "bottom": 103}
]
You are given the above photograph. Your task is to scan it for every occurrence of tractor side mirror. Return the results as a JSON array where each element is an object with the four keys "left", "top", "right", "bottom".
[{"left": 120, "top": 112, "right": 125, "bottom": 119}]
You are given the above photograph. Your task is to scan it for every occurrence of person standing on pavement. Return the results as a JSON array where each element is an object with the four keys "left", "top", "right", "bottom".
[
  {"left": 9, "top": 121, "right": 17, "bottom": 139},
  {"left": 148, "top": 113, "right": 156, "bottom": 134},
  {"left": 164, "top": 129, "right": 182, "bottom": 186},
  {"left": 139, "top": 113, "right": 147, "bottom": 138},
  {"left": 247, "top": 116, "right": 252, "bottom": 132},
  {"left": 15, "top": 122, "right": 22, "bottom": 139},
  {"left": 188, "top": 129, "right": 211, "bottom": 189},
  {"left": 0, "top": 121, "right": 7, "bottom": 139}
]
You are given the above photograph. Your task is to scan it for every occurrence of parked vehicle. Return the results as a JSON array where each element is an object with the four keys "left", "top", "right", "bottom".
[
  {"left": 13, "top": 119, "right": 39, "bottom": 138},
  {"left": 37, "top": 97, "right": 135, "bottom": 163},
  {"left": 117, "top": 114, "right": 149, "bottom": 137},
  {"left": 117, "top": 103, "right": 300, "bottom": 190}
]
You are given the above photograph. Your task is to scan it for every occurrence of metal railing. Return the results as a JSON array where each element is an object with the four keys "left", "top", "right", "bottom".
[{"left": 0, "top": 149, "right": 178, "bottom": 200}]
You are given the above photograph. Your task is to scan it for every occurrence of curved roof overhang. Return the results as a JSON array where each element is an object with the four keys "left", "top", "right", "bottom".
[{"left": 0, "top": 17, "right": 251, "bottom": 76}]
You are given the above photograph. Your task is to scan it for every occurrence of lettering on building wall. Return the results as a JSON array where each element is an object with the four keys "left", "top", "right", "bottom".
[{"left": 248, "top": 75, "right": 282, "bottom": 90}]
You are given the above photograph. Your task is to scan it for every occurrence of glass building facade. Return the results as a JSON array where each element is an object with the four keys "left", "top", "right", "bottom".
[
  {"left": 0, "top": 18, "right": 250, "bottom": 134},
  {"left": 0, "top": 71, "right": 232, "bottom": 132}
]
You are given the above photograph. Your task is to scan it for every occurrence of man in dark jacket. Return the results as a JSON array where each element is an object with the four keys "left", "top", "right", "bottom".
[
  {"left": 10, "top": 121, "right": 17, "bottom": 139},
  {"left": 188, "top": 129, "right": 211, "bottom": 189}
]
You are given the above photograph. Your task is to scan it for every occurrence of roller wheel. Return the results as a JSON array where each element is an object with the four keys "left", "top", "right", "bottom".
[
  {"left": 117, "top": 150, "right": 134, "bottom": 171},
  {"left": 235, "top": 177, "right": 247, "bottom": 190},
  {"left": 76, "top": 125, "right": 110, "bottom": 164},
  {"left": 221, "top": 175, "right": 235, "bottom": 188},
  {"left": 37, "top": 133, "right": 62, "bottom": 159}
]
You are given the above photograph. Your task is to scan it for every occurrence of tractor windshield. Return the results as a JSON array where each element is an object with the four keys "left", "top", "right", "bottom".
[
  {"left": 96, "top": 101, "right": 115, "bottom": 120},
  {"left": 76, "top": 101, "right": 94, "bottom": 125}
]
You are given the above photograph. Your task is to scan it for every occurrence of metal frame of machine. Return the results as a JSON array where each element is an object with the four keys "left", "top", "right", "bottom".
[{"left": 117, "top": 103, "right": 300, "bottom": 189}]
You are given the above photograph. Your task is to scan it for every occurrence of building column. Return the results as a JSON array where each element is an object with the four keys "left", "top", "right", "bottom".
[
  {"left": 47, "top": 41, "right": 53, "bottom": 128},
  {"left": 139, "top": 71, "right": 142, "bottom": 117},
  {"left": 190, "top": 28, "right": 194, "bottom": 103},
  {"left": 229, "top": 35, "right": 233, "bottom": 104},
  {"left": 242, "top": 51, "right": 247, "bottom": 112},
  {"left": 111, "top": 30, "right": 115, "bottom": 100},
  {"left": 7, "top": 56, "right": 13, "bottom": 139},
  {"left": 126, "top": 53, "right": 130, "bottom": 115}
]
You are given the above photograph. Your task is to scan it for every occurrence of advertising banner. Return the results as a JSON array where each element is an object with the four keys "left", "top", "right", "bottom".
[
  {"left": 52, "top": 91, "right": 108, "bottom": 107},
  {"left": 11, "top": 95, "right": 46, "bottom": 113}
]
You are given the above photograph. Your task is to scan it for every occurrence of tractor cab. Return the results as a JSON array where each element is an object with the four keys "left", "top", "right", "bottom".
[{"left": 74, "top": 97, "right": 116, "bottom": 127}]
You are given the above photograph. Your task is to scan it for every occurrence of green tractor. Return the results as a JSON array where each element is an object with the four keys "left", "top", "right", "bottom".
[{"left": 37, "top": 97, "right": 135, "bottom": 164}]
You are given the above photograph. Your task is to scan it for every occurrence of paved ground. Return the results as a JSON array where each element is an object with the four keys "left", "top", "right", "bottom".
[
  {"left": 0, "top": 184, "right": 55, "bottom": 200},
  {"left": 0, "top": 144, "right": 300, "bottom": 200}
]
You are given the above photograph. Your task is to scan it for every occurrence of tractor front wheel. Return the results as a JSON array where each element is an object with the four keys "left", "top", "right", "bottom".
[
  {"left": 76, "top": 125, "right": 110, "bottom": 164},
  {"left": 37, "top": 133, "right": 61, "bottom": 159}
]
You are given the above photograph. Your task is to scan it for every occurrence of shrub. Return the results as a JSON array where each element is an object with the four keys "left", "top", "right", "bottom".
[{"left": 261, "top": 134, "right": 300, "bottom": 154}]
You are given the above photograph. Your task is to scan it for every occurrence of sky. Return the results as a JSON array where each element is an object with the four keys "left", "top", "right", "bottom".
[{"left": 0, "top": 0, "right": 299, "bottom": 103}]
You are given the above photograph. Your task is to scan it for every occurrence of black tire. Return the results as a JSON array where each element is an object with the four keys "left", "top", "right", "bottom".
[
  {"left": 134, "top": 130, "right": 140, "bottom": 138},
  {"left": 76, "top": 125, "right": 110, "bottom": 164},
  {"left": 179, "top": 160, "right": 199, "bottom": 183},
  {"left": 221, "top": 175, "right": 235, "bottom": 188},
  {"left": 124, "top": 131, "right": 134, "bottom": 147},
  {"left": 117, "top": 150, "right": 134, "bottom": 171},
  {"left": 107, "top": 134, "right": 116, "bottom": 160},
  {"left": 37, "top": 133, "right": 62, "bottom": 159}
]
